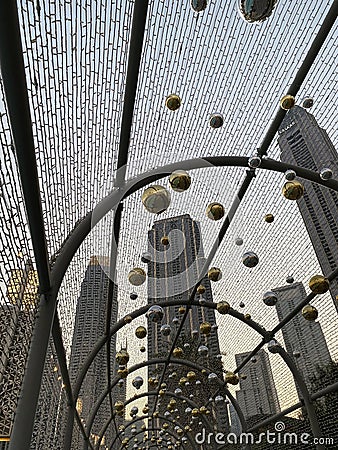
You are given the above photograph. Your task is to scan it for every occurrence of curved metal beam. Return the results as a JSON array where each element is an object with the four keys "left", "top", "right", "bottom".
[
  {"left": 97, "top": 391, "right": 216, "bottom": 450},
  {"left": 84, "top": 357, "right": 247, "bottom": 445},
  {"left": 109, "top": 414, "right": 197, "bottom": 450}
]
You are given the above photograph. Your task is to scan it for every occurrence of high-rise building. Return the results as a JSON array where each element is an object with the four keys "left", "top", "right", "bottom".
[
  {"left": 273, "top": 282, "right": 331, "bottom": 397},
  {"left": 229, "top": 403, "right": 242, "bottom": 436},
  {"left": 0, "top": 260, "right": 38, "bottom": 447},
  {"left": 235, "top": 349, "right": 280, "bottom": 420},
  {"left": 146, "top": 214, "right": 229, "bottom": 434},
  {"left": 278, "top": 106, "right": 338, "bottom": 313},
  {"left": 68, "top": 256, "right": 122, "bottom": 450}
]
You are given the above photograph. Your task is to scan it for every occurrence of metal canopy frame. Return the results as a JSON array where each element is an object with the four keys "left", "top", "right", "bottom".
[{"left": 0, "top": 0, "right": 337, "bottom": 449}]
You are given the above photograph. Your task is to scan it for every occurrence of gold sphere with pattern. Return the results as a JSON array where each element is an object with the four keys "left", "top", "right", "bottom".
[
  {"left": 280, "top": 94, "right": 295, "bottom": 110},
  {"left": 309, "top": 275, "right": 330, "bottom": 294},
  {"left": 302, "top": 304, "right": 318, "bottom": 321},
  {"left": 135, "top": 326, "right": 147, "bottom": 339},
  {"left": 169, "top": 170, "right": 191, "bottom": 192},
  {"left": 282, "top": 180, "right": 304, "bottom": 200},
  {"left": 208, "top": 267, "right": 222, "bottom": 282},
  {"left": 206, "top": 202, "right": 225, "bottom": 221},
  {"left": 217, "top": 301, "right": 230, "bottom": 314},
  {"left": 200, "top": 322, "right": 211, "bottom": 335}
]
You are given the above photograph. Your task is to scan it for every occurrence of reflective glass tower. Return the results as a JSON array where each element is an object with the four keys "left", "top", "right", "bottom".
[
  {"left": 278, "top": 106, "right": 338, "bottom": 313},
  {"left": 146, "top": 214, "right": 229, "bottom": 434}
]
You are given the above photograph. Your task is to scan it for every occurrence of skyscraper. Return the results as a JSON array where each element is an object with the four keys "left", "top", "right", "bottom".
[
  {"left": 235, "top": 349, "right": 280, "bottom": 421},
  {"left": 146, "top": 214, "right": 229, "bottom": 433},
  {"left": 273, "top": 282, "right": 331, "bottom": 397},
  {"left": 278, "top": 106, "right": 338, "bottom": 313},
  {"left": 68, "top": 256, "right": 122, "bottom": 449}
]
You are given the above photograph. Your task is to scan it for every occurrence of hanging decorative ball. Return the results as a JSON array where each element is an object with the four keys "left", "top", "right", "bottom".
[
  {"left": 160, "top": 324, "right": 171, "bottom": 336},
  {"left": 179, "top": 377, "right": 188, "bottom": 386},
  {"left": 240, "top": 374, "right": 247, "bottom": 380},
  {"left": 161, "top": 236, "right": 170, "bottom": 246},
  {"left": 143, "top": 406, "right": 149, "bottom": 414},
  {"left": 128, "top": 268, "right": 146, "bottom": 286},
  {"left": 319, "top": 168, "right": 333, "bottom": 180},
  {"left": 199, "top": 406, "right": 208, "bottom": 415},
  {"left": 174, "top": 388, "right": 182, "bottom": 396},
  {"left": 248, "top": 155, "right": 261, "bottom": 169},
  {"left": 184, "top": 343, "right": 190, "bottom": 349},
  {"left": 197, "top": 285, "right": 206, "bottom": 295},
  {"left": 118, "top": 379, "right": 124, "bottom": 388},
  {"left": 116, "top": 350, "right": 130, "bottom": 366},
  {"left": 217, "top": 301, "right": 230, "bottom": 314},
  {"left": 165, "top": 94, "right": 181, "bottom": 111},
  {"left": 293, "top": 350, "right": 301, "bottom": 358},
  {"left": 141, "top": 252, "right": 151, "bottom": 264},
  {"left": 173, "top": 347, "right": 183, "bottom": 358},
  {"left": 135, "top": 326, "right": 147, "bottom": 339},
  {"left": 209, "top": 113, "right": 224, "bottom": 129},
  {"left": 267, "top": 339, "right": 280, "bottom": 354},
  {"left": 114, "top": 401, "right": 124, "bottom": 412},
  {"left": 186, "top": 371, "right": 197, "bottom": 382},
  {"left": 285, "top": 169, "right": 296, "bottom": 181},
  {"left": 191, "top": 408, "right": 200, "bottom": 417},
  {"left": 206, "top": 202, "right": 225, "bottom": 221},
  {"left": 301, "top": 97, "right": 314, "bottom": 108},
  {"left": 239, "top": 301, "right": 245, "bottom": 308},
  {"left": 208, "top": 373, "right": 218, "bottom": 382},
  {"left": 169, "top": 170, "right": 191, "bottom": 192},
  {"left": 146, "top": 305, "right": 164, "bottom": 323},
  {"left": 200, "top": 322, "right": 211, "bottom": 335},
  {"left": 244, "top": 313, "right": 251, "bottom": 320},
  {"left": 208, "top": 267, "right": 222, "bottom": 282},
  {"left": 198, "top": 345, "right": 209, "bottom": 357},
  {"left": 130, "top": 406, "right": 139, "bottom": 417},
  {"left": 215, "top": 395, "right": 224, "bottom": 403},
  {"left": 172, "top": 317, "right": 179, "bottom": 324},
  {"left": 130, "top": 292, "right": 138, "bottom": 300},
  {"left": 142, "top": 185, "right": 171, "bottom": 214},
  {"left": 239, "top": 0, "right": 278, "bottom": 23},
  {"left": 191, "top": 0, "right": 208, "bottom": 12},
  {"left": 140, "top": 346, "right": 146, "bottom": 353},
  {"left": 196, "top": 379, "right": 201, "bottom": 385},
  {"left": 264, "top": 213, "right": 274, "bottom": 223},
  {"left": 178, "top": 306, "right": 186, "bottom": 314},
  {"left": 280, "top": 94, "right": 295, "bottom": 110},
  {"left": 191, "top": 329, "right": 199, "bottom": 338},
  {"left": 124, "top": 315, "right": 133, "bottom": 324},
  {"left": 286, "top": 275, "right": 294, "bottom": 284},
  {"left": 302, "top": 304, "right": 318, "bottom": 321},
  {"left": 132, "top": 376, "right": 144, "bottom": 389},
  {"left": 309, "top": 274, "right": 330, "bottom": 294},
  {"left": 235, "top": 237, "right": 243, "bottom": 246},
  {"left": 263, "top": 291, "right": 278, "bottom": 306},
  {"left": 148, "top": 377, "right": 158, "bottom": 387},
  {"left": 225, "top": 371, "right": 239, "bottom": 385},
  {"left": 117, "top": 367, "right": 129, "bottom": 378},
  {"left": 242, "top": 251, "right": 259, "bottom": 268},
  {"left": 251, "top": 357, "right": 257, "bottom": 363},
  {"left": 282, "top": 180, "right": 304, "bottom": 200}
]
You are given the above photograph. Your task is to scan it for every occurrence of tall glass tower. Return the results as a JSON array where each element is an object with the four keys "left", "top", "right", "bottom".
[
  {"left": 68, "top": 256, "right": 123, "bottom": 449},
  {"left": 278, "top": 106, "right": 338, "bottom": 313},
  {"left": 146, "top": 214, "right": 229, "bottom": 434}
]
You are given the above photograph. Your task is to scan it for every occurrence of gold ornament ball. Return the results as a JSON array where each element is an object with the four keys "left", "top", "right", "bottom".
[
  {"left": 169, "top": 170, "right": 191, "bottom": 192},
  {"left": 165, "top": 94, "right": 181, "bottom": 111},
  {"left": 217, "top": 301, "right": 230, "bottom": 315},
  {"left": 197, "top": 284, "right": 206, "bottom": 295},
  {"left": 140, "top": 346, "right": 146, "bottom": 353},
  {"left": 117, "top": 367, "right": 129, "bottom": 379},
  {"left": 177, "top": 428, "right": 184, "bottom": 437},
  {"left": 141, "top": 185, "right": 171, "bottom": 214},
  {"left": 302, "top": 304, "right": 318, "bottom": 321},
  {"left": 178, "top": 306, "right": 186, "bottom": 314},
  {"left": 225, "top": 371, "right": 239, "bottom": 385},
  {"left": 309, "top": 275, "right": 330, "bottom": 294},
  {"left": 116, "top": 350, "right": 129, "bottom": 365},
  {"left": 135, "top": 326, "right": 147, "bottom": 339},
  {"left": 179, "top": 377, "right": 188, "bottom": 386},
  {"left": 124, "top": 315, "right": 133, "bottom": 324},
  {"left": 200, "top": 321, "right": 211, "bottom": 335},
  {"left": 280, "top": 94, "right": 295, "bottom": 110},
  {"left": 162, "top": 422, "right": 169, "bottom": 429},
  {"left": 264, "top": 213, "right": 274, "bottom": 223},
  {"left": 173, "top": 347, "right": 183, "bottom": 358},
  {"left": 128, "top": 267, "right": 146, "bottom": 286},
  {"left": 159, "top": 389, "right": 166, "bottom": 396},
  {"left": 161, "top": 236, "right": 170, "bottom": 246},
  {"left": 186, "top": 371, "right": 196, "bottom": 381},
  {"left": 114, "top": 401, "right": 124, "bottom": 412},
  {"left": 208, "top": 267, "right": 222, "bottom": 282},
  {"left": 244, "top": 313, "right": 251, "bottom": 321},
  {"left": 143, "top": 406, "right": 149, "bottom": 414},
  {"left": 153, "top": 411, "right": 159, "bottom": 418},
  {"left": 206, "top": 202, "right": 225, "bottom": 221},
  {"left": 191, "top": 408, "right": 200, "bottom": 417},
  {"left": 282, "top": 180, "right": 304, "bottom": 200}
]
